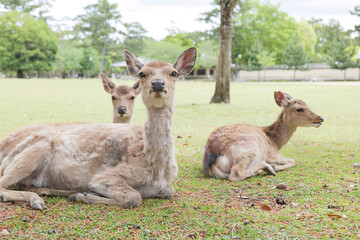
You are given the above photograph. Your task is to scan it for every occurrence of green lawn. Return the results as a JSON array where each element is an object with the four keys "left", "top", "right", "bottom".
[{"left": 0, "top": 78, "right": 359, "bottom": 239}]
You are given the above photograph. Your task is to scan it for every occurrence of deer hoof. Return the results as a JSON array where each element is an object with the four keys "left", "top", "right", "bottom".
[
  {"left": 67, "top": 192, "right": 85, "bottom": 202},
  {"left": 30, "top": 200, "right": 46, "bottom": 210}
]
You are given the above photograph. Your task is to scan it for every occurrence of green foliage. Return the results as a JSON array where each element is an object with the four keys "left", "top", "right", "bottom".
[
  {"left": 244, "top": 40, "right": 263, "bottom": 71},
  {"left": 0, "top": 11, "right": 57, "bottom": 77},
  {"left": 197, "top": 40, "right": 218, "bottom": 68},
  {"left": 79, "top": 42, "right": 101, "bottom": 77},
  {"left": 326, "top": 36, "right": 356, "bottom": 73},
  {"left": 350, "top": 5, "right": 360, "bottom": 32},
  {"left": 0, "top": 0, "right": 53, "bottom": 21},
  {"left": 122, "top": 22, "right": 147, "bottom": 56},
  {"left": 232, "top": 0, "right": 298, "bottom": 65},
  {"left": 257, "top": 50, "right": 275, "bottom": 69},
  {"left": 295, "top": 20, "right": 317, "bottom": 59},
  {"left": 142, "top": 38, "right": 184, "bottom": 63},
  {"left": 53, "top": 41, "right": 82, "bottom": 78},
  {"left": 282, "top": 36, "right": 308, "bottom": 69},
  {"left": 308, "top": 18, "right": 347, "bottom": 62},
  {"left": 74, "top": 0, "right": 121, "bottom": 71},
  {"left": 164, "top": 33, "right": 194, "bottom": 48}
]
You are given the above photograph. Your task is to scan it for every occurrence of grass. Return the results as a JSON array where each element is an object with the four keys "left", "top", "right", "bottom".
[{"left": 0, "top": 78, "right": 359, "bottom": 239}]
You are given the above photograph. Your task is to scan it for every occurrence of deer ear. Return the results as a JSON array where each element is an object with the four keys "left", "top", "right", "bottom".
[
  {"left": 132, "top": 81, "right": 141, "bottom": 95},
  {"left": 123, "top": 50, "right": 144, "bottom": 78},
  {"left": 274, "top": 91, "right": 290, "bottom": 107},
  {"left": 283, "top": 93, "right": 293, "bottom": 100},
  {"left": 173, "top": 47, "right": 197, "bottom": 77},
  {"left": 100, "top": 73, "right": 115, "bottom": 94}
]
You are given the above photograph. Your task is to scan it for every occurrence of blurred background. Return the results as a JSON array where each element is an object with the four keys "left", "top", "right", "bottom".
[{"left": 0, "top": 0, "right": 359, "bottom": 81}]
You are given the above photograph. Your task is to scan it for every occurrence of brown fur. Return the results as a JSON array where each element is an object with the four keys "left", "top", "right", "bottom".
[{"left": 202, "top": 91, "right": 324, "bottom": 181}]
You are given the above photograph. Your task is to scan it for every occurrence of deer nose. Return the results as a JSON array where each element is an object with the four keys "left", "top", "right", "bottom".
[
  {"left": 151, "top": 80, "right": 165, "bottom": 91},
  {"left": 118, "top": 106, "right": 126, "bottom": 114},
  {"left": 319, "top": 116, "right": 324, "bottom": 122}
]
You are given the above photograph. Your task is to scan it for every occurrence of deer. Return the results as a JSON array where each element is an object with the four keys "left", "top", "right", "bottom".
[
  {"left": 100, "top": 73, "right": 140, "bottom": 123},
  {"left": 202, "top": 91, "right": 324, "bottom": 182},
  {"left": 0, "top": 47, "right": 197, "bottom": 209}
]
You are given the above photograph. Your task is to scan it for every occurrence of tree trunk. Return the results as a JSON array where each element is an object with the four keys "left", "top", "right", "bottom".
[
  {"left": 100, "top": 41, "right": 107, "bottom": 73},
  {"left": 210, "top": 0, "right": 237, "bottom": 104},
  {"left": 17, "top": 70, "right": 24, "bottom": 78},
  {"left": 344, "top": 69, "right": 346, "bottom": 81},
  {"left": 257, "top": 71, "right": 260, "bottom": 81},
  {"left": 293, "top": 68, "right": 296, "bottom": 81}
]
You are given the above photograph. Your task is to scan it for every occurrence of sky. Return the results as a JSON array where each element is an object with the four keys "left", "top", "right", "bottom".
[{"left": 50, "top": 0, "right": 359, "bottom": 40}]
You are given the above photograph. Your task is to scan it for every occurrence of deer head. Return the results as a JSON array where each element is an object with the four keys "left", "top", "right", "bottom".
[
  {"left": 123, "top": 47, "right": 197, "bottom": 109},
  {"left": 100, "top": 73, "right": 140, "bottom": 122},
  {"left": 274, "top": 91, "right": 324, "bottom": 128}
]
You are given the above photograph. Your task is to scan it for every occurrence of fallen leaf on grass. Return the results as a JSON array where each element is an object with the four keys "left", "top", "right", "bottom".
[
  {"left": 256, "top": 203, "right": 272, "bottom": 211},
  {"left": 328, "top": 214, "right": 342, "bottom": 219}
]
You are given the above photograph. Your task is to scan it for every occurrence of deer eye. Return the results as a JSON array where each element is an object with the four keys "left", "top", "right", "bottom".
[
  {"left": 111, "top": 96, "right": 116, "bottom": 100},
  {"left": 139, "top": 72, "right": 146, "bottom": 78},
  {"left": 130, "top": 96, "right": 135, "bottom": 100},
  {"left": 296, "top": 108, "right": 304, "bottom": 112},
  {"left": 170, "top": 71, "right": 177, "bottom": 77}
]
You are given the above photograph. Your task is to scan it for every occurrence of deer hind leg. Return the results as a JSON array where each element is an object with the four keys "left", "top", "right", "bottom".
[
  {"left": 68, "top": 169, "right": 142, "bottom": 208},
  {"left": 270, "top": 154, "right": 295, "bottom": 172},
  {"left": 0, "top": 139, "right": 52, "bottom": 209},
  {"left": 229, "top": 152, "right": 256, "bottom": 182}
]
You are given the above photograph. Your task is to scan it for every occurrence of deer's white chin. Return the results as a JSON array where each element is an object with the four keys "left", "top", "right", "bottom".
[
  {"left": 312, "top": 122, "right": 322, "bottom": 128},
  {"left": 117, "top": 114, "right": 128, "bottom": 118}
]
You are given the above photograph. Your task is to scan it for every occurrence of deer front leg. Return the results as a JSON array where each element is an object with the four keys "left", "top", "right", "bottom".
[
  {"left": 25, "top": 187, "right": 78, "bottom": 197},
  {"left": 69, "top": 170, "right": 142, "bottom": 208},
  {"left": 268, "top": 154, "right": 295, "bottom": 172},
  {"left": 135, "top": 183, "right": 175, "bottom": 199},
  {"left": 0, "top": 188, "right": 46, "bottom": 210}
]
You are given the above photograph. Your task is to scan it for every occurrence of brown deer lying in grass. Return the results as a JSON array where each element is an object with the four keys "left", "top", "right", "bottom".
[
  {"left": 0, "top": 47, "right": 197, "bottom": 209},
  {"left": 100, "top": 73, "right": 140, "bottom": 123},
  {"left": 202, "top": 91, "right": 324, "bottom": 181}
]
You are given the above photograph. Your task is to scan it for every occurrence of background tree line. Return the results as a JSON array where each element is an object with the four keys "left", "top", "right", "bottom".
[{"left": 0, "top": 0, "right": 359, "bottom": 79}]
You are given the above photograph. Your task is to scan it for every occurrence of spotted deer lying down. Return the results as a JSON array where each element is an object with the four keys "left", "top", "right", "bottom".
[
  {"left": 100, "top": 73, "right": 140, "bottom": 123},
  {"left": 0, "top": 47, "right": 197, "bottom": 209},
  {"left": 202, "top": 91, "right": 324, "bottom": 181}
]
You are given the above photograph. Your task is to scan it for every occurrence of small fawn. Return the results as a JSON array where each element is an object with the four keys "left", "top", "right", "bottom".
[
  {"left": 100, "top": 73, "right": 140, "bottom": 123},
  {"left": 202, "top": 91, "right": 324, "bottom": 181}
]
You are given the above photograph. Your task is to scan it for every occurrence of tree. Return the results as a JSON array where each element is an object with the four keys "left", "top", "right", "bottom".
[
  {"left": 210, "top": 0, "right": 237, "bottom": 104},
  {"left": 308, "top": 18, "right": 346, "bottom": 62},
  {"left": 257, "top": 50, "right": 275, "bottom": 80},
  {"left": 74, "top": 0, "right": 121, "bottom": 72},
  {"left": 0, "top": 11, "right": 57, "bottom": 78},
  {"left": 244, "top": 40, "right": 262, "bottom": 80},
  {"left": 0, "top": 0, "right": 53, "bottom": 21},
  {"left": 122, "top": 22, "right": 147, "bottom": 56},
  {"left": 282, "top": 36, "right": 308, "bottom": 80},
  {"left": 326, "top": 36, "right": 356, "bottom": 80},
  {"left": 197, "top": 39, "right": 218, "bottom": 77},
  {"left": 79, "top": 42, "right": 101, "bottom": 78},
  {"left": 53, "top": 41, "right": 82, "bottom": 78},
  {"left": 350, "top": 5, "right": 360, "bottom": 32},
  {"left": 142, "top": 38, "right": 184, "bottom": 64},
  {"left": 232, "top": 1, "right": 298, "bottom": 65}
]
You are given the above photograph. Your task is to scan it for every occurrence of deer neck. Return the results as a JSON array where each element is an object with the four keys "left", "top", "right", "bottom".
[
  {"left": 143, "top": 106, "right": 176, "bottom": 183},
  {"left": 264, "top": 111, "right": 297, "bottom": 150},
  {"left": 113, "top": 117, "right": 130, "bottom": 124}
]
